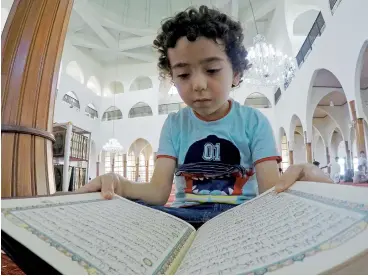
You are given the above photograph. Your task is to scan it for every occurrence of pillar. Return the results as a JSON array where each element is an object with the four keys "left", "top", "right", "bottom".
[
  {"left": 289, "top": 151, "right": 294, "bottom": 165},
  {"left": 123, "top": 153, "right": 127, "bottom": 178},
  {"left": 111, "top": 153, "right": 115, "bottom": 173},
  {"left": 135, "top": 157, "right": 139, "bottom": 181},
  {"left": 326, "top": 147, "right": 331, "bottom": 174},
  {"left": 345, "top": 141, "right": 351, "bottom": 169},
  {"left": 356, "top": 118, "right": 367, "bottom": 154},
  {"left": 153, "top": 152, "right": 157, "bottom": 165},
  {"left": 96, "top": 161, "right": 100, "bottom": 176},
  {"left": 62, "top": 122, "right": 72, "bottom": 192},
  {"left": 1, "top": 0, "right": 73, "bottom": 197},
  {"left": 350, "top": 100, "right": 366, "bottom": 155},
  {"left": 306, "top": 143, "right": 312, "bottom": 163},
  {"left": 145, "top": 160, "right": 149, "bottom": 182}
]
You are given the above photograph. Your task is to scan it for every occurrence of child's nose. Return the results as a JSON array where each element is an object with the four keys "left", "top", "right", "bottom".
[{"left": 192, "top": 73, "right": 207, "bottom": 92}]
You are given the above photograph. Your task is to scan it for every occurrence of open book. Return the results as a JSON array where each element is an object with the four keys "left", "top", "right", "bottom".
[{"left": 1, "top": 182, "right": 368, "bottom": 275}]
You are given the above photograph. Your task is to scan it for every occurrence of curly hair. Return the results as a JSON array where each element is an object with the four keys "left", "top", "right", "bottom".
[{"left": 153, "top": 5, "right": 249, "bottom": 86}]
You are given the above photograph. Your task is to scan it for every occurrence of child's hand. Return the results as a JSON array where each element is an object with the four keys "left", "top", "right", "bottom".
[
  {"left": 275, "top": 164, "right": 333, "bottom": 192},
  {"left": 76, "top": 173, "right": 129, "bottom": 199}
]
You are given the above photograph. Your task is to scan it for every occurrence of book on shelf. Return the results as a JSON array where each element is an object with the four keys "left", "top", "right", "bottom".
[{"left": 1, "top": 182, "right": 367, "bottom": 275}]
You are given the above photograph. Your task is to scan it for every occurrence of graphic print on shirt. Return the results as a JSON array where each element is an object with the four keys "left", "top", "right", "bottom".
[{"left": 175, "top": 135, "right": 253, "bottom": 197}]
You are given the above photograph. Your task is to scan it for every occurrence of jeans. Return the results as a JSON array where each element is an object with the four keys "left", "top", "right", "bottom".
[{"left": 134, "top": 200, "right": 236, "bottom": 229}]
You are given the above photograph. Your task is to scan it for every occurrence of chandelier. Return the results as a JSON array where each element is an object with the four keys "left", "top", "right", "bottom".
[
  {"left": 103, "top": 32, "right": 123, "bottom": 154},
  {"left": 243, "top": 0, "right": 296, "bottom": 87},
  {"left": 103, "top": 138, "right": 123, "bottom": 154}
]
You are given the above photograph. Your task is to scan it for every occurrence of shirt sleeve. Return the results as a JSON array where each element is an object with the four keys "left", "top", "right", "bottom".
[
  {"left": 157, "top": 114, "right": 178, "bottom": 160},
  {"left": 249, "top": 109, "right": 281, "bottom": 165}
]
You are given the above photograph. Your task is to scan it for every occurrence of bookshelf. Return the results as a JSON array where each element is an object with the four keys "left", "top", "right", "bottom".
[{"left": 52, "top": 122, "right": 91, "bottom": 192}]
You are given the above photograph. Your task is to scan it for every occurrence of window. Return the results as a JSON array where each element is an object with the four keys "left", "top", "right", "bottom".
[
  {"left": 281, "top": 136, "right": 289, "bottom": 171},
  {"left": 128, "top": 102, "right": 153, "bottom": 118},
  {"left": 105, "top": 152, "right": 112, "bottom": 174},
  {"left": 114, "top": 153, "right": 124, "bottom": 176},
  {"left": 158, "top": 102, "right": 186, "bottom": 115},
  {"left": 148, "top": 155, "right": 154, "bottom": 181},
  {"left": 138, "top": 153, "right": 146, "bottom": 182},
  {"left": 62, "top": 92, "right": 80, "bottom": 110},
  {"left": 85, "top": 104, "right": 98, "bottom": 119},
  {"left": 127, "top": 152, "right": 136, "bottom": 181},
  {"left": 244, "top": 93, "right": 272, "bottom": 108},
  {"left": 102, "top": 106, "right": 122, "bottom": 121}
]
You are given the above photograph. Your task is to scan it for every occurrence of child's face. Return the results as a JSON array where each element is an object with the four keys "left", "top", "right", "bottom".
[{"left": 168, "top": 36, "right": 240, "bottom": 117}]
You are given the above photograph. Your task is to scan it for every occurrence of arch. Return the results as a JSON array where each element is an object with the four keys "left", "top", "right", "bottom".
[
  {"left": 279, "top": 127, "right": 289, "bottom": 171},
  {"left": 293, "top": 9, "right": 320, "bottom": 36},
  {"left": 128, "top": 138, "right": 152, "bottom": 156},
  {"left": 62, "top": 91, "right": 80, "bottom": 110},
  {"left": 290, "top": 114, "right": 304, "bottom": 140},
  {"left": 129, "top": 76, "right": 153, "bottom": 91},
  {"left": 108, "top": 81, "right": 125, "bottom": 94},
  {"left": 244, "top": 92, "right": 272, "bottom": 108},
  {"left": 86, "top": 76, "right": 101, "bottom": 95},
  {"left": 102, "top": 106, "right": 122, "bottom": 121},
  {"left": 65, "top": 61, "right": 84, "bottom": 84},
  {"left": 1, "top": 8, "right": 10, "bottom": 33},
  {"left": 356, "top": 40, "right": 368, "bottom": 120},
  {"left": 85, "top": 103, "right": 98, "bottom": 119},
  {"left": 128, "top": 102, "right": 153, "bottom": 118}
]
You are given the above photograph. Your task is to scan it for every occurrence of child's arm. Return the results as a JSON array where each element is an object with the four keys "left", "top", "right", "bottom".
[
  {"left": 77, "top": 157, "right": 176, "bottom": 206},
  {"left": 254, "top": 160, "right": 280, "bottom": 194}
]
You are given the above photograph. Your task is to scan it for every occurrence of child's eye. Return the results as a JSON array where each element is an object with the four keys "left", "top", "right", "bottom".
[
  {"left": 177, "top": 74, "right": 189, "bottom": 79},
  {"left": 207, "top": 69, "right": 221, "bottom": 74}
]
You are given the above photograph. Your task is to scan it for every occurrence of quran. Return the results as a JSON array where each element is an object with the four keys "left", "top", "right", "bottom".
[{"left": 1, "top": 182, "right": 368, "bottom": 275}]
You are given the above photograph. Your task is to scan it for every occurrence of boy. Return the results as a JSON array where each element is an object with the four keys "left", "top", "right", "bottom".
[{"left": 79, "top": 5, "right": 331, "bottom": 227}]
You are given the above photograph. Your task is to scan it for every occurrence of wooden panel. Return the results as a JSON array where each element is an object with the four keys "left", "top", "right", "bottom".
[
  {"left": 1, "top": 0, "right": 74, "bottom": 197},
  {"left": 35, "top": 136, "right": 47, "bottom": 195},
  {"left": 16, "top": 135, "right": 33, "bottom": 196},
  {"left": 1, "top": 134, "right": 15, "bottom": 197}
]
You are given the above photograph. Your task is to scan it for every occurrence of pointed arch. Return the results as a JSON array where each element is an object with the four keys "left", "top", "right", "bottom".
[
  {"left": 62, "top": 91, "right": 80, "bottom": 110},
  {"left": 87, "top": 76, "right": 101, "bottom": 95},
  {"left": 85, "top": 103, "right": 98, "bottom": 119},
  {"left": 108, "top": 81, "right": 125, "bottom": 94},
  {"left": 128, "top": 102, "right": 153, "bottom": 118},
  {"left": 102, "top": 106, "right": 122, "bottom": 121},
  {"left": 65, "top": 61, "right": 84, "bottom": 84},
  {"left": 244, "top": 92, "right": 272, "bottom": 108},
  {"left": 129, "top": 76, "right": 153, "bottom": 91}
]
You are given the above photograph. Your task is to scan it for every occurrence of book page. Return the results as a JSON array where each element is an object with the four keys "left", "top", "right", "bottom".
[
  {"left": 175, "top": 182, "right": 368, "bottom": 275},
  {"left": 1, "top": 193, "right": 195, "bottom": 275}
]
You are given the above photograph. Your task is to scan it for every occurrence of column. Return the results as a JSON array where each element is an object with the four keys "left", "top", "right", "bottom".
[
  {"left": 356, "top": 118, "right": 367, "bottom": 154},
  {"left": 153, "top": 152, "right": 157, "bottom": 165},
  {"left": 326, "top": 147, "right": 331, "bottom": 174},
  {"left": 289, "top": 151, "right": 294, "bottom": 165},
  {"left": 145, "top": 160, "right": 149, "bottom": 182},
  {"left": 111, "top": 153, "right": 115, "bottom": 173},
  {"left": 135, "top": 157, "right": 139, "bottom": 181},
  {"left": 306, "top": 143, "right": 312, "bottom": 163},
  {"left": 96, "top": 161, "right": 100, "bottom": 177},
  {"left": 345, "top": 141, "right": 352, "bottom": 169},
  {"left": 1, "top": 0, "right": 74, "bottom": 197},
  {"left": 123, "top": 153, "right": 127, "bottom": 178},
  {"left": 350, "top": 101, "right": 366, "bottom": 154},
  {"left": 62, "top": 122, "right": 73, "bottom": 192}
]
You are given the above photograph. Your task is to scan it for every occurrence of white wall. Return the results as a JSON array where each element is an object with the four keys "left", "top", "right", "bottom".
[{"left": 52, "top": 0, "right": 368, "bottom": 179}]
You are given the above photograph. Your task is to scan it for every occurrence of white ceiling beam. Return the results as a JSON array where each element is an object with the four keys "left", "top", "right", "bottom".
[
  {"left": 242, "top": 0, "right": 278, "bottom": 23},
  {"left": 73, "top": 3, "right": 117, "bottom": 49},
  {"left": 70, "top": 34, "right": 155, "bottom": 52},
  {"left": 230, "top": 0, "right": 239, "bottom": 20},
  {"left": 88, "top": 2, "right": 157, "bottom": 37},
  {"left": 70, "top": 35, "right": 156, "bottom": 63}
]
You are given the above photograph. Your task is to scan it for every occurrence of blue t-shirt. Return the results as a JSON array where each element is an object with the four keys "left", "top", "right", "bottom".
[{"left": 157, "top": 100, "right": 281, "bottom": 207}]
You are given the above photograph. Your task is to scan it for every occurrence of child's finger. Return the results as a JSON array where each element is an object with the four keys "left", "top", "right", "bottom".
[
  {"left": 101, "top": 174, "right": 117, "bottom": 199},
  {"left": 275, "top": 165, "right": 303, "bottom": 192},
  {"left": 76, "top": 177, "right": 102, "bottom": 193}
]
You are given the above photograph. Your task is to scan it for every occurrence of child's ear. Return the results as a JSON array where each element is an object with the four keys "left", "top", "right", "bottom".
[{"left": 232, "top": 72, "right": 241, "bottom": 87}]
